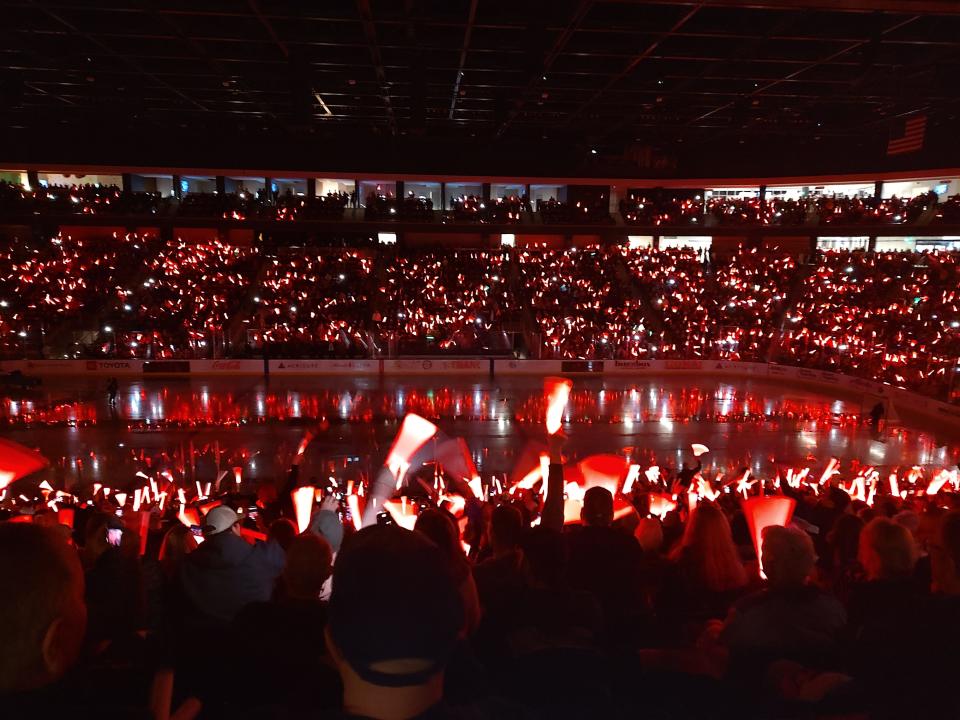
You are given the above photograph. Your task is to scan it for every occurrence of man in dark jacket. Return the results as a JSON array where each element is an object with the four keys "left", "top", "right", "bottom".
[{"left": 180, "top": 505, "right": 285, "bottom": 626}]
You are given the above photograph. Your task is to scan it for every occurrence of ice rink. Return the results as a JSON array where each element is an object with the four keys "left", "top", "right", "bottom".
[{"left": 2, "top": 374, "right": 956, "bottom": 492}]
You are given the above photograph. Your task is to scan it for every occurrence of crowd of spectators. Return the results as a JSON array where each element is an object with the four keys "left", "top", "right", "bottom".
[
  {"left": 773, "top": 250, "right": 960, "bottom": 397},
  {"left": 364, "top": 192, "right": 435, "bottom": 221},
  {"left": 620, "top": 191, "right": 952, "bottom": 227},
  {"left": 380, "top": 250, "right": 518, "bottom": 355},
  {"left": 516, "top": 247, "right": 648, "bottom": 359},
  {"left": 0, "top": 182, "right": 350, "bottom": 221},
  {"left": 620, "top": 194, "right": 704, "bottom": 225},
  {"left": 446, "top": 195, "right": 528, "bottom": 224},
  {"left": 537, "top": 197, "right": 612, "bottom": 224},
  {"left": 243, "top": 248, "right": 377, "bottom": 358},
  {"left": 274, "top": 192, "right": 350, "bottom": 221},
  {"left": 102, "top": 239, "right": 261, "bottom": 359},
  {"left": 0, "top": 180, "right": 164, "bottom": 216},
  {"left": 1, "top": 232, "right": 958, "bottom": 400},
  {"left": 0, "top": 232, "right": 160, "bottom": 357},
  {"left": 4, "top": 431, "right": 960, "bottom": 718},
  {"left": 3, "top": 181, "right": 960, "bottom": 229}
]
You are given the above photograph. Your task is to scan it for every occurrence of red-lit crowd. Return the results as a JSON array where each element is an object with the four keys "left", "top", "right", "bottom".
[
  {"left": 3, "top": 432, "right": 960, "bottom": 719},
  {"left": 4, "top": 181, "right": 960, "bottom": 230},
  {"left": 620, "top": 190, "right": 956, "bottom": 227},
  {"left": 1, "top": 235, "right": 959, "bottom": 401}
]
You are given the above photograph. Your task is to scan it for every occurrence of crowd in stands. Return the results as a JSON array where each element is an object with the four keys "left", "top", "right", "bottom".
[
  {"left": 4, "top": 180, "right": 960, "bottom": 230},
  {"left": 517, "top": 247, "right": 651, "bottom": 359},
  {"left": 275, "top": 192, "right": 350, "bottom": 221},
  {"left": 0, "top": 181, "right": 349, "bottom": 221},
  {"left": 620, "top": 194, "right": 703, "bottom": 225},
  {"left": 0, "top": 232, "right": 160, "bottom": 357},
  {"left": 446, "top": 195, "right": 528, "bottom": 223},
  {"left": 0, "top": 180, "right": 164, "bottom": 216},
  {"left": 245, "top": 248, "right": 376, "bottom": 358},
  {"left": 4, "top": 429, "right": 960, "bottom": 718},
  {"left": 775, "top": 251, "right": 960, "bottom": 398},
  {"left": 1, "top": 232, "right": 958, "bottom": 401},
  {"left": 537, "top": 197, "right": 612, "bottom": 224},
  {"left": 620, "top": 190, "right": 953, "bottom": 227},
  {"left": 364, "top": 192, "right": 435, "bottom": 221},
  {"left": 102, "top": 239, "right": 260, "bottom": 359},
  {"left": 379, "top": 250, "right": 518, "bottom": 355}
]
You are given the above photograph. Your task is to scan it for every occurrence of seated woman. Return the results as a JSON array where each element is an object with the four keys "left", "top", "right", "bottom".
[
  {"left": 721, "top": 525, "right": 846, "bottom": 680},
  {"left": 656, "top": 502, "right": 749, "bottom": 645}
]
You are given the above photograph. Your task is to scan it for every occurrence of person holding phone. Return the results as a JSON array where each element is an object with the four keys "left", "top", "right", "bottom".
[{"left": 179, "top": 506, "right": 285, "bottom": 627}]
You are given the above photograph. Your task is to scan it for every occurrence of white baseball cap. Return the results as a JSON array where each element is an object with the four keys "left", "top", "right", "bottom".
[{"left": 203, "top": 505, "right": 239, "bottom": 536}]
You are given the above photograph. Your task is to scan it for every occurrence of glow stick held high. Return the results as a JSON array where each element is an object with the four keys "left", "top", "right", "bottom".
[
  {"left": 291, "top": 485, "right": 315, "bottom": 533},
  {"left": 385, "top": 414, "right": 438, "bottom": 486},
  {"left": 818, "top": 458, "right": 840, "bottom": 485},
  {"left": 544, "top": 377, "right": 573, "bottom": 435}
]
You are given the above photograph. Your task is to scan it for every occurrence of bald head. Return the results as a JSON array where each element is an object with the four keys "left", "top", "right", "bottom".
[{"left": 0, "top": 523, "right": 86, "bottom": 692}]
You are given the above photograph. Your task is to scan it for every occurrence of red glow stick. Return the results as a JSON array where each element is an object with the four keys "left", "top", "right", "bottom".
[
  {"left": 544, "top": 377, "right": 572, "bottom": 435},
  {"left": 239, "top": 527, "right": 267, "bottom": 544},
  {"left": 177, "top": 505, "right": 201, "bottom": 528},
  {"left": 648, "top": 492, "right": 677, "bottom": 519},
  {"left": 742, "top": 495, "right": 796, "bottom": 578},
  {"left": 888, "top": 473, "right": 899, "bottom": 497},
  {"left": 57, "top": 507, "right": 75, "bottom": 528},
  {"left": 622, "top": 464, "right": 641, "bottom": 494},
  {"left": 346, "top": 494, "right": 362, "bottom": 531},
  {"left": 818, "top": 458, "right": 839, "bottom": 485},
  {"left": 384, "top": 498, "right": 418, "bottom": 530},
  {"left": 0, "top": 439, "right": 48, "bottom": 490},
  {"left": 385, "top": 414, "right": 438, "bottom": 484},
  {"left": 539, "top": 453, "right": 551, "bottom": 500},
  {"left": 578, "top": 454, "right": 627, "bottom": 497},
  {"left": 296, "top": 434, "right": 310, "bottom": 456},
  {"left": 292, "top": 486, "right": 315, "bottom": 533},
  {"left": 927, "top": 469, "right": 954, "bottom": 496}
]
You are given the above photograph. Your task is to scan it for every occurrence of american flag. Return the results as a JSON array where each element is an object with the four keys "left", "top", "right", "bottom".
[{"left": 887, "top": 115, "right": 926, "bottom": 156}]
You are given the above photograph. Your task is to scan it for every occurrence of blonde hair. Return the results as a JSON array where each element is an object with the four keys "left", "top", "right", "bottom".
[{"left": 672, "top": 502, "right": 747, "bottom": 592}]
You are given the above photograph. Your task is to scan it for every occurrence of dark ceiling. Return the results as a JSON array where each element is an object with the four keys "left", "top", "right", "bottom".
[{"left": 2, "top": 0, "right": 960, "bottom": 177}]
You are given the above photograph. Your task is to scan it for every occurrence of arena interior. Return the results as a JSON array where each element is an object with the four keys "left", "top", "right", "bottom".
[{"left": 2, "top": 2, "right": 960, "bottom": 718}]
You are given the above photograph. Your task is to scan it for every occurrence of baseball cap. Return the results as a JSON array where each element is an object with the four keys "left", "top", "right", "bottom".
[
  {"left": 203, "top": 505, "right": 239, "bottom": 536},
  {"left": 328, "top": 524, "right": 463, "bottom": 687}
]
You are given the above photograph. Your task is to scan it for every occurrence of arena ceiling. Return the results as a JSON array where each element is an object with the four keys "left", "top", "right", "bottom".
[{"left": 2, "top": 0, "right": 960, "bottom": 177}]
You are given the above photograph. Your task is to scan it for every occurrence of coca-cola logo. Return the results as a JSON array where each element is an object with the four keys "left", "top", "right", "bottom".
[{"left": 212, "top": 360, "right": 241, "bottom": 370}]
